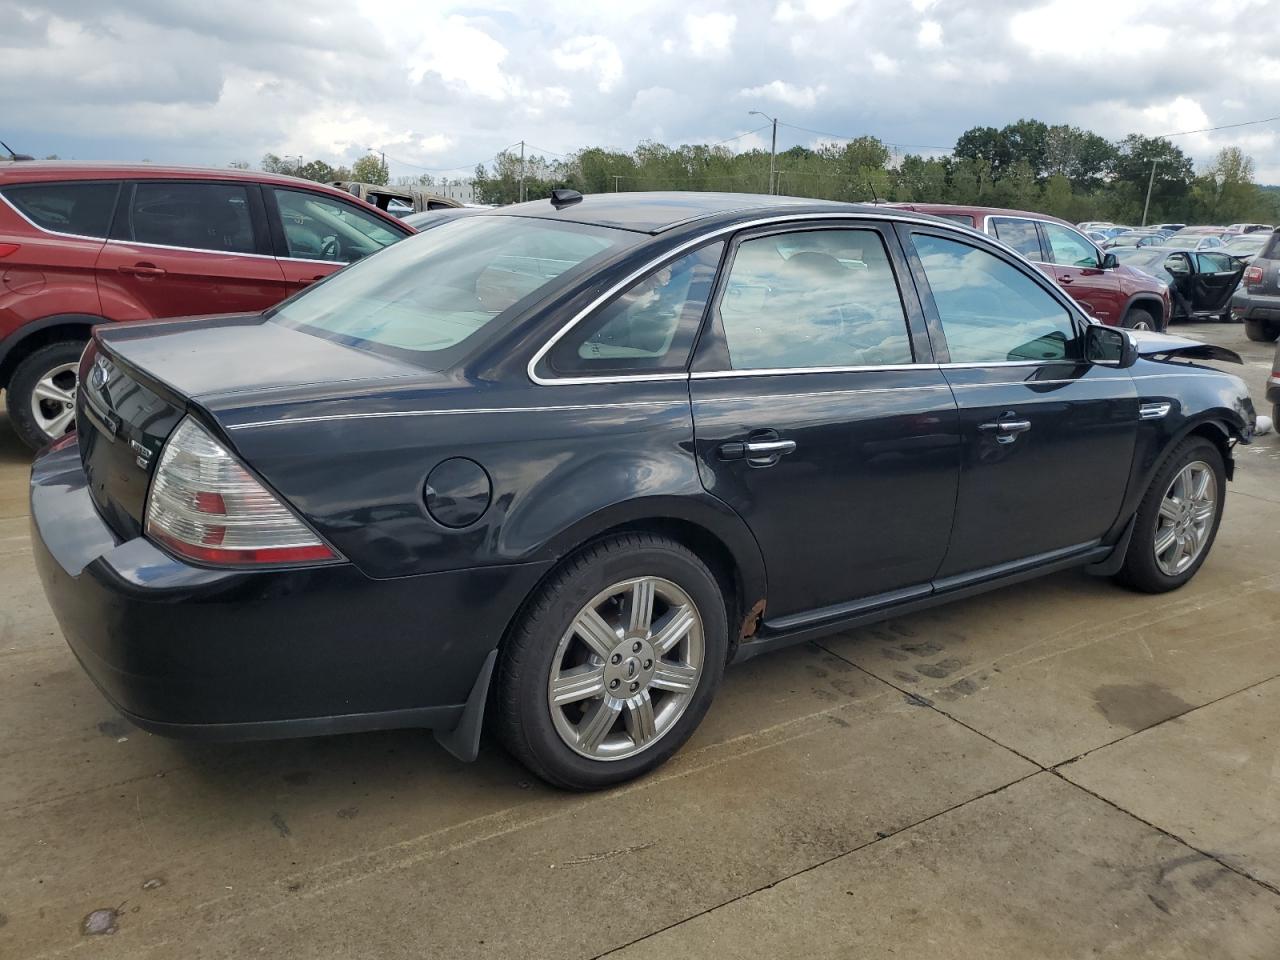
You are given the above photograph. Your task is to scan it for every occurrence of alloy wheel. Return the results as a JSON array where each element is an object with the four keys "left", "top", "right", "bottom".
[
  {"left": 1153, "top": 460, "right": 1217, "bottom": 576},
  {"left": 30, "top": 363, "right": 78, "bottom": 440},
  {"left": 547, "top": 576, "right": 704, "bottom": 761}
]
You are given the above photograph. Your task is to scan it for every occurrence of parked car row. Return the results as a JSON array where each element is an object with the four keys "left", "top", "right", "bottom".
[{"left": 0, "top": 162, "right": 414, "bottom": 448}]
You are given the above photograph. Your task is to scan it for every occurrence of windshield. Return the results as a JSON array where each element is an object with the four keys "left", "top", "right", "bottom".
[
  {"left": 1163, "top": 236, "right": 1199, "bottom": 249},
  {"left": 269, "top": 216, "right": 637, "bottom": 366},
  {"left": 1224, "top": 237, "right": 1267, "bottom": 254},
  {"left": 1112, "top": 248, "right": 1169, "bottom": 270}
]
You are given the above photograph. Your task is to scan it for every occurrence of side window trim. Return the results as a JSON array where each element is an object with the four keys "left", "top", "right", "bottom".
[
  {"left": 901, "top": 224, "right": 1089, "bottom": 366},
  {"left": 691, "top": 220, "right": 932, "bottom": 377}
]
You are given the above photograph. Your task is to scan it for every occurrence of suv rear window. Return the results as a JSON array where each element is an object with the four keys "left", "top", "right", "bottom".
[
  {"left": 1261, "top": 232, "right": 1280, "bottom": 261},
  {"left": 1, "top": 182, "right": 120, "bottom": 238},
  {"left": 269, "top": 215, "right": 637, "bottom": 367}
]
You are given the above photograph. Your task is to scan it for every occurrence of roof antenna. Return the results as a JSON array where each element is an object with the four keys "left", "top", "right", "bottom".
[
  {"left": 0, "top": 141, "right": 33, "bottom": 161},
  {"left": 866, "top": 177, "right": 880, "bottom": 205}
]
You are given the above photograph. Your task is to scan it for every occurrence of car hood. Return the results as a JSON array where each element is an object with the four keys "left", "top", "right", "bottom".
[{"left": 1125, "top": 328, "right": 1243, "bottom": 365}]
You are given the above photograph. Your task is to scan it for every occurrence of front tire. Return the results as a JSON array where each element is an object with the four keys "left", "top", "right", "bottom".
[
  {"left": 1114, "top": 437, "right": 1225, "bottom": 593},
  {"left": 7, "top": 341, "right": 85, "bottom": 451},
  {"left": 494, "top": 533, "right": 728, "bottom": 790}
]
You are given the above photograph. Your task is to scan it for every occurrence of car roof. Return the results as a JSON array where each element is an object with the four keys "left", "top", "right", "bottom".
[
  {"left": 493, "top": 191, "right": 874, "bottom": 234},
  {"left": 885, "top": 202, "right": 1074, "bottom": 228},
  {"left": 0, "top": 160, "right": 371, "bottom": 198}
]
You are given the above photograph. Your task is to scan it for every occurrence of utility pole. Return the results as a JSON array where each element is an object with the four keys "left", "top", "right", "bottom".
[
  {"left": 1141, "top": 158, "right": 1159, "bottom": 227},
  {"left": 519, "top": 140, "right": 526, "bottom": 204},
  {"left": 613, "top": 175, "right": 621, "bottom": 192},
  {"left": 749, "top": 110, "right": 778, "bottom": 194}
]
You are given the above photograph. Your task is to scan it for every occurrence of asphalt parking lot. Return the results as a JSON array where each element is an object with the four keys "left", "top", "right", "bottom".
[{"left": 1, "top": 320, "right": 1278, "bottom": 959}]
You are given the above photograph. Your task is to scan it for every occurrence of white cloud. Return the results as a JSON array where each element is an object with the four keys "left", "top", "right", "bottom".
[
  {"left": 685, "top": 12, "right": 737, "bottom": 59},
  {"left": 870, "top": 52, "right": 899, "bottom": 75},
  {"left": 1010, "top": 1, "right": 1170, "bottom": 61},
  {"left": 917, "top": 20, "right": 943, "bottom": 49},
  {"left": 404, "top": 17, "right": 514, "bottom": 100},
  {"left": 739, "top": 80, "right": 827, "bottom": 110},
  {"left": 553, "top": 35, "right": 623, "bottom": 93}
]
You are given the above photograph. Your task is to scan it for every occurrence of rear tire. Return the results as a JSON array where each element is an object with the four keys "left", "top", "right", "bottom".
[
  {"left": 1122, "top": 305, "right": 1162, "bottom": 332},
  {"left": 1114, "top": 437, "right": 1225, "bottom": 594},
  {"left": 7, "top": 340, "right": 86, "bottom": 451},
  {"left": 1244, "top": 319, "right": 1277, "bottom": 343},
  {"left": 494, "top": 533, "right": 728, "bottom": 790}
]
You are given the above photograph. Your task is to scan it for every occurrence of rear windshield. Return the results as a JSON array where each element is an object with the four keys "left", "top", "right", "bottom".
[{"left": 269, "top": 215, "right": 637, "bottom": 366}]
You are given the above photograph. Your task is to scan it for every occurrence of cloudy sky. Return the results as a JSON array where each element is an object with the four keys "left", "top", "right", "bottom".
[{"left": 4, "top": 0, "right": 1279, "bottom": 183}]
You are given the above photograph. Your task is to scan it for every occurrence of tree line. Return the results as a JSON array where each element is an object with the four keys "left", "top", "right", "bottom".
[{"left": 469, "top": 118, "right": 1279, "bottom": 225}]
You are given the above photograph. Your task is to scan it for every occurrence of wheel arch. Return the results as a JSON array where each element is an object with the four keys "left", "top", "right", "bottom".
[
  {"left": 0, "top": 314, "right": 102, "bottom": 389},
  {"left": 1122, "top": 293, "right": 1166, "bottom": 329}
]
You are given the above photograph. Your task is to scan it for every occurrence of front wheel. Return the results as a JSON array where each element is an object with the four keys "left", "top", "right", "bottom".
[
  {"left": 1114, "top": 437, "right": 1225, "bottom": 593},
  {"left": 1122, "top": 305, "right": 1162, "bottom": 332},
  {"left": 494, "top": 533, "right": 728, "bottom": 790},
  {"left": 7, "top": 341, "right": 86, "bottom": 451}
]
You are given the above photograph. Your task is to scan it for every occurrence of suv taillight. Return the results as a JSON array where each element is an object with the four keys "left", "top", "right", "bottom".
[
  {"left": 1244, "top": 265, "right": 1264, "bottom": 287},
  {"left": 145, "top": 417, "right": 337, "bottom": 566}
]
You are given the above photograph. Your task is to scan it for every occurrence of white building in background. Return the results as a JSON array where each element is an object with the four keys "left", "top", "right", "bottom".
[{"left": 431, "top": 179, "right": 477, "bottom": 204}]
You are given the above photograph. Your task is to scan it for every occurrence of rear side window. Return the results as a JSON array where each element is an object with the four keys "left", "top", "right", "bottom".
[
  {"left": 990, "top": 217, "right": 1044, "bottom": 261},
  {"left": 547, "top": 243, "right": 724, "bottom": 377},
  {"left": 1262, "top": 233, "right": 1280, "bottom": 260},
  {"left": 1, "top": 182, "right": 119, "bottom": 237},
  {"left": 911, "top": 233, "right": 1078, "bottom": 363},
  {"left": 717, "top": 228, "right": 913, "bottom": 370},
  {"left": 128, "top": 182, "right": 256, "bottom": 254}
]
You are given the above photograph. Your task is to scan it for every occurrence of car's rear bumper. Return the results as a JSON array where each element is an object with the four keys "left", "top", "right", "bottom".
[
  {"left": 30, "top": 440, "right": 550, "bottom": 741},
  {"left": 1232, "top": 289, "right": 1280, "bottom": 329}
]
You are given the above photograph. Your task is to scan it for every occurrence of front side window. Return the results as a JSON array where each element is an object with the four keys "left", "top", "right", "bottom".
[
  {"left": 272, "top": 188, "right": 404, "bottom": 263},
  {"left": 2, "top": 182, "right": 119, "bottom": 237},
  {"left": 1041, "top": 222, "right": 1099, "bottom": 268},
  {"left": 990, "top": 217, "right": 1044, "bottom": 261},
  {"left": 129, "top": 182, "right": 255, "bottom": 254},
  {"left": 547, "top": 243, "right": 724, "bottom": 377},
  {"left": 270, "top": 215, "right": 635, "bottom": 367},
  {"left": 911, "top": 233, "right": 1078, "bottom": 363},
  {"left": 717, "top": 228, "right": 913, "bottom": 370}
]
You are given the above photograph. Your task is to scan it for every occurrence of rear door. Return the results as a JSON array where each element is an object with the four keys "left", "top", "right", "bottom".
[
  {"left": 1191, "top": 252, "right": 1245, "bottom": 314},
  {"left": 690, "top": 221, "right": 960, "bottom": 622},
  {"left": 900, "top": 225, "right": 1138, "bottom": 579},
  {"left": 1039, "top": 220, "right": 1125, "bottom": 324},
  {"left": 96, "top": 180, "right": 285, "bottom": 320},
  {"left": 264, "top": 186, "right": 410, "bottom": 295}
]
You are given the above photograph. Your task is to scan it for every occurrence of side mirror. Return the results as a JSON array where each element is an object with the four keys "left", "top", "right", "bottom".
[
  {"left": 1101, "top": 252, "right": 1119, "bottom": 269},
  {"left": 1085, "top": 324, "right": 1138, "bottom": 368}
]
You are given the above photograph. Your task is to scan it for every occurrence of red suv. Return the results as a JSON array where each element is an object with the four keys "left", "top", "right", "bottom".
[
  {"left": 0, "top": 162, "right": 413, "bottom": 448},
  {"left": 890, "top": 204, "right": 1171, "bottom": 333}
]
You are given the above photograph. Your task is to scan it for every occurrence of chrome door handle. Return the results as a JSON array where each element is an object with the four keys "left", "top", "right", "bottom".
[
  {"left": 743, "top": 439, "right": 796, "bottom": 456},
  {"left": 979, "top": 418, "right": 1031, "bottom": 444}
]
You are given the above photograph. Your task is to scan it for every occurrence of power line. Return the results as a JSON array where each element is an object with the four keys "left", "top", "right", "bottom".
[{"left": 1152, "top": 114, "right": 1280, "bottom": 139}]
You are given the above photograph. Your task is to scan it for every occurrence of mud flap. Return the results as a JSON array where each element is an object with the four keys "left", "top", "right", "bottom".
[
  {"left": 433, "top": 648, "right": 497, "bottom": 763},
  {"left": 1085, "top": 514, "right": 1136, "bottom": 577}
]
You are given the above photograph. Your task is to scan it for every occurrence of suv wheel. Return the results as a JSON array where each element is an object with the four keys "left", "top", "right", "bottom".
[
  {"left": 1114, "top": 437, "right": 1225, "bottom": 593},
  {"left": 494, "top": 533, "right": 727, "bottom": 790},
  {"left": 1122, "top": 305, "right": 1162, "bottom": 332},
  {"left": 1244, "top": 319, "right": 1277, "bottom": 343},
  {"left": 7, "top": 341, "right": 86, "bottom": 450}
]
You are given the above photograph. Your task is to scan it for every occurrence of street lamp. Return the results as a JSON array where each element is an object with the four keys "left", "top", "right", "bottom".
[{"left": 749, "top": 110, "right": 778, "bottom": 195}]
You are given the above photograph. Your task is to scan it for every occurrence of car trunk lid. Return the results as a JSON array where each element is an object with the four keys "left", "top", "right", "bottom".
[{"left": 79, "top": 314, "right": 423, "bottom": 539}]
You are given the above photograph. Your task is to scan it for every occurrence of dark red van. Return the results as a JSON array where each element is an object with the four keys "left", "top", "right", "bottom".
[{"left": 0, "top": 162, "right": 413, "bottom": 447}]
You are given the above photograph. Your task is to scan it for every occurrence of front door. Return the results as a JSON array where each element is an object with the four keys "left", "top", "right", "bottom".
[
  {"left": 1040, "top": 220, "right": 1125, "bottom": 325},
  {"left": 690, "top": 223, "right": 960, "bottom": 622},
  {"left": 95, "top": 180, "right": 284, "bottom": 320},
  {"left": 901, "top": 226, "right": 1139, "bottom": 579}
]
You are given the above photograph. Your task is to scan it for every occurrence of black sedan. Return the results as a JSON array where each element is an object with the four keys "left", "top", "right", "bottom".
[
  {"left": 1112, "top": 246, "right": 1246, "bottom": 321},
  {"left": 30, "top": 192, "right": 1256, "bottom": 790}
]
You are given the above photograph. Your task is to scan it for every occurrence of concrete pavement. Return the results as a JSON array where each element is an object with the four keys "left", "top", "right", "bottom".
[{"left": 1, "top": 319, "right": 1277, "bottom": 958}]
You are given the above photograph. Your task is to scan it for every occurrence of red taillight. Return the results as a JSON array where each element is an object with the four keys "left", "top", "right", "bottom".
[
  {"left": 1244, "top": 265, "right": 1264, "bottom": 287},
  {"left": 0, "top": 242, "right": 19, "bottom": 258},
  {"left": 144, "top": 417, "right": 338, "bottom": 567}
]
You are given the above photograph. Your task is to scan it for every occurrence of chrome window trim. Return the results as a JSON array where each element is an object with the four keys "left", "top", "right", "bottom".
[
  {"left": 0, "top": 189, "right": 115, "bottom": 243},
  {"left": 104, "top": 237, "right": 276, "bottom": 260},
  {"left": 226, "top": 398, "right": 687, "bottom": 430}
]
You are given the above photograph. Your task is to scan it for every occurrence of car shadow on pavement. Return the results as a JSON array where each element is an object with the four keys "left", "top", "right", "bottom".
[{"left": 0, "top": 408, "right": 32, "bottom": 467}]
